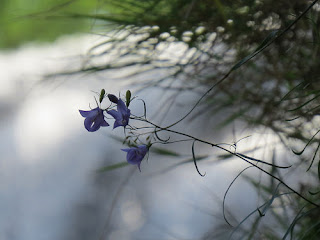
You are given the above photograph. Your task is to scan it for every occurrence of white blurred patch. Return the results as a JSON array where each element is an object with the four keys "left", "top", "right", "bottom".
[
  {"left": 120, "top": 199, "right": 145, "bottom": 231},
  {"left": 14, "top": 89, "right": 84, "bottom": 161}
]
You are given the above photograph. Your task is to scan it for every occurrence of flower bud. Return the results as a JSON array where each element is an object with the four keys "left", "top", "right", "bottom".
[
  {"left": 108, "top": 94, "right": 119, "bottom": 104},
  {"left": 99, "top": 89, "right": 105, "bottom": 103},
  {"left": 126, "top": 90, "right": 131, "bottom": 107}
]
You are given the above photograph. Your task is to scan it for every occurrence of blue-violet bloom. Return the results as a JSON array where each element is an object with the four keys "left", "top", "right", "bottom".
[
  {"left": 107, "top": 98, "right": 131, "bottom": 128},
  {"left": 79, "top": 107, "right": 109, "bottom": 132},
  {"left": 122, "top": 145, "right": 148, "bottom": 171}
]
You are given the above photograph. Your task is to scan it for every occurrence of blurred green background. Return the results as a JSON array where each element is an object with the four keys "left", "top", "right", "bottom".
[{"left": 0, "top": 0, "right": 99, "bottom": 48}]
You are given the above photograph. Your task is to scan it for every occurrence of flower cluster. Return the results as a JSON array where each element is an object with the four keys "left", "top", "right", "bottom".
[
  {"left": 79, "top": 91, "right": 148, "bottom": 170},
  {"left": 80, "top": 94, "right": 130, "bottom": 131}
]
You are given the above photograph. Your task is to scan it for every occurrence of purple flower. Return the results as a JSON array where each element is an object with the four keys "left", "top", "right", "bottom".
[
  {"left": 79, "top": 107, "right": 109, "bottom": 132},
  {"left": 122, "top": 145, "right": 148, "bottom": 171},
  {"left": 107, "top": 98, "right": 131, "bottom": 128}
]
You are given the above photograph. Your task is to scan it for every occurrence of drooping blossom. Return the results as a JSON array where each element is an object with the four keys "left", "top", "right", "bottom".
[
  {"left": 79, "top": 107, "right": 109, "bottom": 132},
  {"left": 107, "top": 98, "right": 131, "bottom": 128},
  {"left": 122, "top": 145, "right": 148, "bottom": 171}
]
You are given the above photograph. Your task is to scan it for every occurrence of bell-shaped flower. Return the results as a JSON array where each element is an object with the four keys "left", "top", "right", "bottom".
[
  {"left": 107, "top": 98, "right": 131, "bottom": 128},
  {"left": 79, "top": 107, "right": 109, "bottom": 132},
  {"left": 122, "top": 145, "right": 148, "bottom": 171}
]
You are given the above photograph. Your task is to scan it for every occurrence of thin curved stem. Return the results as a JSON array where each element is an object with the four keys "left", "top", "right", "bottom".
[{"left": 140, "top": 118, "right": 319, "bottom": 207}]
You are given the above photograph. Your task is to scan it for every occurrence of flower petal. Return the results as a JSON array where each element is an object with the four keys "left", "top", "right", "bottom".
[
  {"left": 126, "top": 149, "right": 137, "bottom": 163},
  {"left": 81, "top": 108, "right": 107, "bottom": 132},
  {"left": 113, "top": 121, "right": 122, "bottom": 129},
  {"left": 84, "top": 117, "right": 96, "bottom": 132},
  {"left": 138, "top": 145, "right": 148, "bottom": 154},
  {"left": 117, "top": 99, "right": 128, "bottom": 115},
  {"left": 90, "top": 117, "right": 105, "bottom": 132},
  {"left": 79, "top": 107, "right": 99, "bottom": 117},
  {"left": 79, "top": 110, "right": 91, "bottom": 117},
  {"left": 121, "top": 148, "right": 131, "bottom": 153},
  {"left": 107, "top": 109, "right": 121, "bottom": 121},
  {"left": 122, "top": 145, "right": 148, "bottom": 171},
  {"left": 137, "top": 163, "right": 142, "bottom": 172},
  {"left": 101, "top": 120, "right": 109, "bottom": 127}
]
